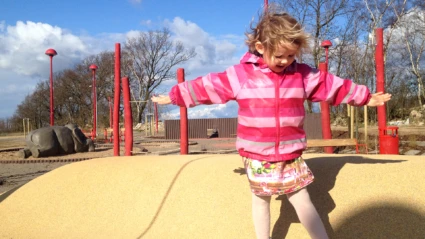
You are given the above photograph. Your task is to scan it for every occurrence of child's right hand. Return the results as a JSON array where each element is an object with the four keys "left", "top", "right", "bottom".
[
  {"left": 367, "top": 92, "right": 392, "bottom": 107},
  {"left": 151, "top": 95, "right": 172, "bottom": 105}
]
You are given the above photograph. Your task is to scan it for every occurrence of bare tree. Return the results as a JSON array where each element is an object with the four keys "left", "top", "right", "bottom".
[
  {"left": 331, "top": 6, "right": 374, "bottom": 118},
  {"left": 54, "top": 69, "right": 92, "bottom": 127},
  {"left": 15, "top": 81, "right": 50, "bottom": 129},
  {"left": 391, "top": 5, "right": 425, "bottom": 106},
  {"left": 81, "top": 51, "right": 116, "bottom": 128},
  {"left": 123, "top": 28, "right": 196, "bottom": 123},
  {"left": 278, "top": 0, "right": 354, "bottom": 112},
  {"left": 11, "top": 51, "right": 118, "bottom": 131},
  {"left": 279, "top": 0, "right": 354, "bottom": 66}
]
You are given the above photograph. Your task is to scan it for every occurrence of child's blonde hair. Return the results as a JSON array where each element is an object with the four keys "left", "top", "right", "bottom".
[{"left": 245, "top": 5, "right": 310, "bottom": 58}]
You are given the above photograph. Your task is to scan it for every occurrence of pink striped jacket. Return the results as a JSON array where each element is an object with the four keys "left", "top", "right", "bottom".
[{"left": 170, "top": 52, "right": 371, "bottom": 162}]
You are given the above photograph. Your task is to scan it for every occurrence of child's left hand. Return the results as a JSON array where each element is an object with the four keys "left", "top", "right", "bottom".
[
  {"left": 151, "top": 95, "right": 172, "bottom": 105},
  {"left": 367, "top": 92, "right": 392, "bottom": 107}
]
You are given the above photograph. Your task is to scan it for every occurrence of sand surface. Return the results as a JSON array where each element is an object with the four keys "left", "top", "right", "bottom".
[{"left": 0, "top": 153, "right": 424, "bottom": 239}]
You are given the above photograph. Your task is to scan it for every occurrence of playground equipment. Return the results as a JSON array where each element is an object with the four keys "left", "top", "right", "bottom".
[
  {"left": 309, "top": 28, "right": 398, "bottom": 155},
  {"left": 45, "top": 48, "right": 57, "bottom": 126},
  {"left": 19, "top": 124, "right": 95, "bottom": 158},
  {"left": 89, "top": 64, "right": 98, "bottom": 139},
  {"left": 177, "top": 68, "right": 189, "bottom": 155},
  {"left": 122, "top": 77, "right": 133, "bottom": 156},
  {"left": 168, "top": 28, "right": 397, "bottom": 155},
  {"left": 109, "top": 43, "right": 163, "bottom": 156},
  {"left": 111, "top": 44, "right": 133, "bottom": 156},
  {"left": 113, "top": 44, "right": 121, "bottom": 156},
  {"left": 379, "top": 126, "right": 399, "bottom": 154},
  {"left": 108, "top": 2, "right": 396, "bottom": 156},
  {"left": 320, "top": 40, "right": 333, "bottom": 153},
  {"left": 129, "top": 100, "right": 158, "bottom": 137},
  {"left": 22, "top": 118, "right": 30, "bottom": 138},
  {"left": 319, "top": 62, "right": 333, "bottom": 153},
  {"left": 375, "top": 29, "right": 399, "bottom": 154}
]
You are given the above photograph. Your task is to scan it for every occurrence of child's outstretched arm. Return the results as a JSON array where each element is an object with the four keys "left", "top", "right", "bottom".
[
  {"left": 301, "top": 64, "right": 392, "bottom": 107},
  {"left": 151, "top": 65, "right": 246, "bottom": 108},
  {"left": 151, "top": 95, "right": 171, "bottom": 105},
  {"left": 366, "top": 92, "right": 392, "bottom": 107}
]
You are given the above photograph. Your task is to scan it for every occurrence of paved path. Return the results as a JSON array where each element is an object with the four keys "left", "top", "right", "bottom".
[{"left": 0, "top": 154, "right": 424, "bottom": 239}]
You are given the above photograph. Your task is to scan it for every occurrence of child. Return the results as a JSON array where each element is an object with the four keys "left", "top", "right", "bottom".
[{"left": 152, "top": 7, "right": 391, "bottom": 239}]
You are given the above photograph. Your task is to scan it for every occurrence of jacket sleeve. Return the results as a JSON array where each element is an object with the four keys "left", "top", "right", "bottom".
[
  {"left": 168, "top": 65, "right": 244, "bottom": 108},
  {"left": 301, "top": 64, "right": 371, "bottom": 106}
]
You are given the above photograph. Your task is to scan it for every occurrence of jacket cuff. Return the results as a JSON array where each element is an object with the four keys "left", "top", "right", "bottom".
[
  {"left": 169, "top": 86, "right": 183, "bottom": 106},
  {"left": 363, "top": 92, "right": 372, "bottom": 106}
]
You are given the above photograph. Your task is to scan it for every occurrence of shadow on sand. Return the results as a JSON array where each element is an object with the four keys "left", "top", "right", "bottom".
[
  {"left": 235, "top": 156, "right": 425, "bottom": 238},
  {"left": 269, "top": 156, "right": 425, "bottom": 239}
]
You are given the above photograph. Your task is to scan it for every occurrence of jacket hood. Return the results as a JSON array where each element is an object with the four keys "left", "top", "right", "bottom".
[{"left": 240, "top": 52, "right": 265, "bottom": 65}]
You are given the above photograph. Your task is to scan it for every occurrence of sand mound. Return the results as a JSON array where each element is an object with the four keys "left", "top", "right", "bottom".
[{"left": 0, "top": 154, "right": 424, "bottom": 238}]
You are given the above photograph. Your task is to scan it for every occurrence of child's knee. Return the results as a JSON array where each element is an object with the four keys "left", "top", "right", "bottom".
[
  {"left": 252, "top": 193, "right": 271, "bottom": 205},
  {"left": 287, "top": 188, "right": 312, "bottom": 204}
]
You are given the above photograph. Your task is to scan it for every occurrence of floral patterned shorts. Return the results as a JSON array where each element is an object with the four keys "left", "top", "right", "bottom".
[{"left": 243, "top": 157, "right": 314, "bottom": 196}]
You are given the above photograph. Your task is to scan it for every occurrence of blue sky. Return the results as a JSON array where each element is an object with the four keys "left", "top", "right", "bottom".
[{"left": 0, "top": 0, "right": 268, "bottom": 119}]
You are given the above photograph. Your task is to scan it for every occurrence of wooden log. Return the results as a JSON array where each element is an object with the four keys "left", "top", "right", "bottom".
[{"left": 307, "top": 139, "right": 357, "bottom": 147}]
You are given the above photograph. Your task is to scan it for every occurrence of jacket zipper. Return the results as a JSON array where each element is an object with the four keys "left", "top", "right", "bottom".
[{"left": 275, "top": 74, "right": 280, "bottom": 158}]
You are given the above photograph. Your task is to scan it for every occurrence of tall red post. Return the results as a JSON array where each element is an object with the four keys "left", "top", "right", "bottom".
[
  {"left": 375, "top": 28, "right": 386, "bottom": 136},
  {"left": 320, "top": 40, "right": 333, "bottom": 153},
  {"left": 89, "top": 64, "right": 98, "bottom": 139},
  {"left": 122, "top": 77, "right": 133, "bottom": 156},
  {"left": 319, "top": 63, "right": 333, "bottom": 153},
  {"left": 177, "top": 68, "right": 188, "bottom": 155},
  {"left": 321, "top": 40, "right": 332, "bottom": 64},
  {"left": 45, "top": 48, "right": 57, "bottom": 126},
  {"left": 113, "top": 43, "right": 121, "bottom": 156},
  {"left": 264, "top": 0, "right": 268, "bottom": 9},
  {"left": 375, "top": 28, "right": 399, "bottom": 154}
]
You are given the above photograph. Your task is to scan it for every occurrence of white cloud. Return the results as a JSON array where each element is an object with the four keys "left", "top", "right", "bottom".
[
  {"left": 153, "top": 17, "right": 247, "bottom": 120},
  {"left": 0, "top": 21, "right": 87, "bottom": 77},
  {"left": 0, "top": 21, "right": 128, "bottom": 118},
  {"left": 0, "top": 17, "right": 246, "bottom": 119},
  {"left": 164, "top": 17, "right": 243, "bottom": 77},
  {"left": 160, "top": 102, "right": 239, "bottom": 120}
]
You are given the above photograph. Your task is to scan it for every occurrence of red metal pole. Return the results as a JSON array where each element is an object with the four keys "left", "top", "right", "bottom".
[
  {"left": 113, "top": 43, "right": 121, "bottom": 156},
  {"left": 45, "top": 49, "right": 57, "bottom": 126},
  {"left": 321, "top": 40, "right": 332, "bottom": 65},
  {"left": 89, "top": 64, "right": 98, "bottom": 138},
  {"left": 375, "top": 28, "right": 386, "bottom": 136},
  {"left": 264, "top": 0, "right": 268, "bottom": 10},
  {"left": 325, "top": 49, "right": 329, "bottom": 64},
  {"left": 48, "top": 57, "right": 54, "bottom": 125},
  {"left": 319, "top": 62, "right": 333, "bottom": 153},
  {"left": 122, "top": 77, "right": 133, "bottom": 156},
  {"left": 91, "top": 68, "right": 97, "bottom": 139},
  {"left": 49, "top": 56, "right": 54, "bottom": 126},
  {"left": 177, "top": 68, "right": 188, "bottom": 155}
]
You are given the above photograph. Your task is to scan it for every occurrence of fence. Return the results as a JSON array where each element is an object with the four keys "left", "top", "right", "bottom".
[{"left": 164, "top": 113, "right": 323, "bottom": 139}]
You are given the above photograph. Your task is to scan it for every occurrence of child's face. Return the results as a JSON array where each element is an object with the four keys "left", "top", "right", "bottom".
[{"left": 255, "top": 42, "right": 298, "bottom": 73}]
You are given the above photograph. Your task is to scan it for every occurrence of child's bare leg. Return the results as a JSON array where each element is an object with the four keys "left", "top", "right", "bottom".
[
  {"left": 252, "top": 194, "right": 271, "bottom": 239},
  {"left": 287, "top": 188, "right": 328, "bottom": 239}
]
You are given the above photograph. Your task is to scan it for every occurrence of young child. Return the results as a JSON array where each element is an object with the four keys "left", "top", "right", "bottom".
[{"left": 152, "top": 7, "right": 391, "bottom": 239}]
